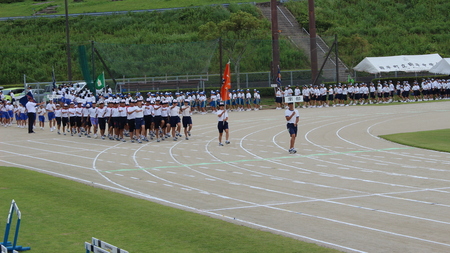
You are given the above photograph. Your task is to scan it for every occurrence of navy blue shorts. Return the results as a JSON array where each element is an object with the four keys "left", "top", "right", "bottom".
[
  {"left": 169, "top": 116, "right": 180, "bottom": 126},
  {"left": 287, "top": 123, "right": 297, "bottom": 136},
  {"left": 217, "top": 121, "right": 228, "bottom": 133},
  {"left": 128, "top": 118, "right": 135, "bottom": 131},
  {"left": 135, "top": 117, "right": 144, "bottom": 127},
  {"left": 182, "top": 116, "right": 192, "bottom": 128}
]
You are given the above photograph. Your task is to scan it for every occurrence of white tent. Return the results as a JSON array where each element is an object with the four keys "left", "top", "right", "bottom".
[
  {"left": 429, "top": 58, "right": 450, "bottom": 75},
  {"left": 354, "top": 54, "right": 442, "bottom": 74}
]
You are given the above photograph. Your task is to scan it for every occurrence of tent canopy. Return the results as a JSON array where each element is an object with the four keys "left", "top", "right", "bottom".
[
  {"left": 354, "top": 54, "right": 442, "bottom": 74},
  {"left": 429, "top": 58, "right": 450, "bottom": 75}
]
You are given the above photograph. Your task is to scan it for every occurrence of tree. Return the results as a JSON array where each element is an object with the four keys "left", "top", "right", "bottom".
[
  {"left": 340, "top": 34, "right": 371, "bottom": 68},
  {"left": 199, "top": 11, "right": 269, "bottom": 89}
]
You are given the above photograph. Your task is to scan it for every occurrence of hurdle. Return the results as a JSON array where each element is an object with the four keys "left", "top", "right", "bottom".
[
  {"left": 1, "top": 200, "right": 30, "bottom": 252},
  {"left": 85, "top": 238, "right": 128, "bottom": 253},
  {"left": 1, "top": 244, "right": 18, "bottom": 253}
]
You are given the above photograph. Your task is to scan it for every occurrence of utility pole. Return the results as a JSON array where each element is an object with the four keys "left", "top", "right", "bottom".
[
  {"left": 64, "top": 0, "right": 72, "bottom": 81},
  {"left": 271, "top": 0, "right": 280, "bottom": 83},
  {"left": 219, "top": 37, "right": 223, "bottom": 83},
  {"left": 308, "top": 0, "right": 318, "bottom": 85}
]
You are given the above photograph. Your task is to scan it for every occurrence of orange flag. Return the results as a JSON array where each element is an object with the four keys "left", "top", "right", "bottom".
[{"left": 220, "top": 62, "right": 231, "bottom": 101}]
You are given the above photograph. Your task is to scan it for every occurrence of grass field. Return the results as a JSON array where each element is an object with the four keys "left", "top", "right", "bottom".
[
  {"left": 0, "top": 167, "right": 339, "bottom": 252},
  {"left": 0, "top": 0, "right": 266, "bottom": 17},
  {"left": 380, "top": 128, "right": 450, "bottom": 153}
]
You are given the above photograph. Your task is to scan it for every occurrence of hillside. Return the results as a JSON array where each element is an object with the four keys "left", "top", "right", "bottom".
[
  {"left": 0, "top": 4, "right": 308, "bottom": 84},
  {"left": 2, "top": 0, "right": 450, "bottom": 85},
  {"left": 286, "top": 0, "right": 450, "bottom": 68},
  {"left": 0, "top": 0, "right": 267, "bottom": 17}
]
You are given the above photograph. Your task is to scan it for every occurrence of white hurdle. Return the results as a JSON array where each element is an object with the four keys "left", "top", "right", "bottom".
[
  {"left": 85, "top": 238, "right": 129, "bottom": 253},
  {"left": 1, "top": 244, "right": 18, "bottom": 253}
]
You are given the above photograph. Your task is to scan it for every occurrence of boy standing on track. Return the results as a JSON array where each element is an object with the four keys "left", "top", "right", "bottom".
[
  {"left": 285, "top": 102, "right": 299, "bottom": 154},
  {"left": 216, "top": 102, "right": 230, "bottom": 146}
]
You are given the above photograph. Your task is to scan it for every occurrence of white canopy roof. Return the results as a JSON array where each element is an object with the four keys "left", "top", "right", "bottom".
[
  {"left": 429, "top": 58, "right": 450, "bottom": 75},
  {"left": 354, "top": 54, "right": 442, "bottom": 74}
]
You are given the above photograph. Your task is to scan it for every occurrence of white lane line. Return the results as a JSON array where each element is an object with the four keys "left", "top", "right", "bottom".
[
  {"left": 3, "top": 141, "right": 97, "bottom": 160},
  {"left": 0, "top": 149, "right": 93, "bottom": 171}
]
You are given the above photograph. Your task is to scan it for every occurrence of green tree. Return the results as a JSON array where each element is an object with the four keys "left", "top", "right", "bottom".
[
  {"left": 199, "top": 11, "right": 269, "bottom": 89},
  {"left": 339, "top": 34, "right": 371, "bottom": 68}
]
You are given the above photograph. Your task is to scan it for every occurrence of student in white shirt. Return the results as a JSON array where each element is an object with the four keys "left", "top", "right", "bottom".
[
  {"left": 68, "top": 102, "right": 77, "bottom": 136},
  {"left": 181, "top": 100, "right": 193, "bottom": 140},
  {"left": 54, "top": 104, "right": 62, "bottom": 134},
  {"left": 134, "top": 100, "right": 145, "bottom": 143},
  {"left": 169, "top": 100, "right": 181, "bottom": 141},
  {"left": 96, "top": 103, "right": 107, "bottom": 139},
  {"left": 245, "top": 89, "right": 252, "bottom": 111},
  {"left": 216, "top": 103, "right": 230, "bottom": 146},
  {"left": 46, "top": 100, "right": 56, "bottom": 131},
  {"left": 37, "top": 104, "right": 46, "bottom": 130},
  {"left": 285, "top": 102, "right": 299, "bottom": 154},
  {"left": 126, "top": 100, "right": 137, "bottom": 143},
  {"left": 275, "top": 88, "right": 283, "bottom": 109},
  {"left": 88, "top": 102, "right": 98, "bottom": 138}
]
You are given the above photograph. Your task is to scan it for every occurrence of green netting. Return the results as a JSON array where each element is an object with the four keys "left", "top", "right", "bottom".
[
  {"left": 92, "top": 40, "right": 219, "bottom": 78},
  {"left": 78, "top": 45, "right": 94, "bottom": 91}
]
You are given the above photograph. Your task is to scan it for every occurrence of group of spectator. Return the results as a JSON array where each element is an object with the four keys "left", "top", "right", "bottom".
[{"left": 275, "top": 78, "right": 450, "bottom": 108}]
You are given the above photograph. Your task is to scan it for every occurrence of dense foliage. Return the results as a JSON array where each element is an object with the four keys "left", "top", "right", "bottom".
[
  {"left": 286, "top": 0, "right": 450, "bottom": 68},
  {"left": 0, "top": 4, "right": 308, "bottom": 85},
  {"left": 0, "top": 0, "right": 23, "bottom": 3}
]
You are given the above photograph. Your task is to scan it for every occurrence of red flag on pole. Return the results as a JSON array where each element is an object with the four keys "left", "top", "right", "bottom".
[{"left": 220, "top": 61, "right": 231, "bottom": 101}]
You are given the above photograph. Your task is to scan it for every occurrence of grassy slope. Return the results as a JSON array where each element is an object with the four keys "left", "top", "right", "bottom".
[
  {"left": 0, "top": 166, "right": 339, "bottom": 253},
  {"left": 0, "top": 3, "right": 309, "bottom": 84},
  {"left": 380, "top": 129, "right": 450, "bottom": 153},
  {"left": 0, "top": 0, "right": 267, "bottom": 17},
  {"left": 285, "top": 0, "right": 450, "bottom": 68}
]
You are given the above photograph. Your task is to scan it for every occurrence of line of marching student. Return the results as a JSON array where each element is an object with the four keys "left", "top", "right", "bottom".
[
  {"left": 38, "top": 98, "right": 194, "bottom": 143},
  {"left": 275, "top": 78, "right": 450, "bottom": 109}
]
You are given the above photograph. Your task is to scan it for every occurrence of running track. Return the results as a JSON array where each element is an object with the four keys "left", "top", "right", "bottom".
[{"left": 1, "top": 101, "right": 449, "bottom": 252}]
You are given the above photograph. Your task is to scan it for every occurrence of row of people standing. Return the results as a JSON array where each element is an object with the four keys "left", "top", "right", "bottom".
[{"left": 275, "top": 78, "right": 450, "bottom": 108}]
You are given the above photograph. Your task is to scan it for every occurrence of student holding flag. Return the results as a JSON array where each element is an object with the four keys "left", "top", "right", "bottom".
[{"left": 217, "top": 61, "right": 231, "bottom": 146}]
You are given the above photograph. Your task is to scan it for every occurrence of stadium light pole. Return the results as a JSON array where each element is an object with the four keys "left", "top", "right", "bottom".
[
  {"left": 65, "top": 0, "right": 73, "bottom": 81},
  {"left": 271, "top": 0, "right": 280, "bottom": 83},
  {"left": 308, "top": 0, "right": 318, "bottom": 85}
]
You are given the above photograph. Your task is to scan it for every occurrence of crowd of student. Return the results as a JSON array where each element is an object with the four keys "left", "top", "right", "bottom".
[
  {"left": 275, "top": 78, "right": 450, "bottom": 108},
  {"left": 2, "top": 78, "right": 449, "bottom": 151}
]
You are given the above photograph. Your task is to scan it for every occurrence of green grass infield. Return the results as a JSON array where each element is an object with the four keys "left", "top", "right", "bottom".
[
  {"left": 0, "top": 167, "right": 339, "bottom": 252},
  {"left": 380, "top": 129, "right": 450, "bottom": 153}
]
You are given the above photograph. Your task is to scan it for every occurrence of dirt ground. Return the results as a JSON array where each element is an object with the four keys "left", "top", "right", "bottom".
[{"left": 1, "top": 101, "right": 449, "bottom": 252}]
